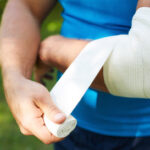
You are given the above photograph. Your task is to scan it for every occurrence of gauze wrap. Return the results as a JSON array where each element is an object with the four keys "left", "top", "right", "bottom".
[
  {"left": 44, "top": 36, "right": 120, "bottom": 138},
  {"left": 44, "top": 7, "right": 150, "bottom": 138},
  {"left": 103, "top": 7, "right": 150, "bottom": 98}
]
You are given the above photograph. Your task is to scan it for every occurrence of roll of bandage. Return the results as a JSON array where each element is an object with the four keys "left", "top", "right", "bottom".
[
  {"left": 44, "top": 115, "right": 77, "bottom": 138},
  {"left": 44, "top": 36, "right": 120, "bottom": 138}
]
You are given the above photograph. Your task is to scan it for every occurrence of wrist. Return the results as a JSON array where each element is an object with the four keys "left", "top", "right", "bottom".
[
  {"left": 1, "top": 63, "right": 32, "bottom": 79},
  {"left": 39, "top": 36, "right": 89, "bottom": 72},
  {"left": 57, "top": 39, "right": 90, "bottom": 71},
  {"left": 2, "top": 70, "right": 26, "bottom": 100},
  {"left": 1, "top": 66, "right": 28, "bottom": 87}
]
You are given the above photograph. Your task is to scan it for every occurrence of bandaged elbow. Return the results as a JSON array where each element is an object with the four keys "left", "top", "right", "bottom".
[{"left": 103, "top": 7, "right": 150, "bottom": 98}]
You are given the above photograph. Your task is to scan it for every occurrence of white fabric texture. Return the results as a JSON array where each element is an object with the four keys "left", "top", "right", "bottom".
[
  {"left": 44, "top": 115, "right": 77, "bottom": 138},
  {"left": 44, "top": 7, "right": 150, "bottom": 137},
  {"left": 50, "top": 36, "right": 119, "bottom": 117},
  {"left": 103, "top": 7, "right": 150, "bottom": 98},
  {"left": 44, "top": 36, "right": 120, "bottom": 137}
]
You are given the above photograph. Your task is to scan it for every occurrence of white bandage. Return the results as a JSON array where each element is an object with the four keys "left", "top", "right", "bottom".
[
  {"left": 44, "top": 115, "right": 77, "bottom": 138},
  {"left": 44, "top": 7, "right": 150, "bottom": 138},
  {"left": 44, "top": 36, "right": 119, "bottom": 138},
  {"left": 103, "top": 7, "right": 150, "bottom": 98}
]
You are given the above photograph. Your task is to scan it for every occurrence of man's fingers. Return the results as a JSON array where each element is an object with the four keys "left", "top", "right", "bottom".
[
  {"left": 19, "top": 126, "right": 32, "bottom": 136},
  {"left": 34, "top": 88, "right": 66, "bottom": 124},
  {"left": 28, "top": 117, "right": 63, "bottom": 144},
  {"left": 18, "top": 102, "right": 62, "bottom": 144}
]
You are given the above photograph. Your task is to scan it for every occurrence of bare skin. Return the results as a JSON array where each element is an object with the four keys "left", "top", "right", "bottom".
[
  {"left": 35, "top": 0, "right": 150, "bottom": 93},
  {"left": 137, "top": 0, "right": 150, "bottom": 8},
  {"left": 0, "top": 0, "right": 149, "bottom": 145},
  {"left": 34, "top": 35, "right": 108, "bottom": 92},
  {"left": 0, "top": 0, "right": 66, "bottom": 144}
]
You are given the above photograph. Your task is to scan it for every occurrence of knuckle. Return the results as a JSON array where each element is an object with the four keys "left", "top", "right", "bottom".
[
  {"left": 20, "top": 130, "right": 24, "bottom": 135},
  {"left": 39, "top": 45, "right": 50, "bottom": 63},
  {"left": 36, "top": 92, "right": 49, "bottom": 104},
  {"left": 20, "top": 130, "right": 28, "bottom": 135},
  {"left": 20, "top": 127, "right": 30, "bottom": 136},
  {"left": 50, "top": 105, "right": 60, "bottom": 114},
  {"left": 50, "top": 136, "right": 63, "bottom": 143},
  {"left": 21, "top": 118, "right": 31, "bottom": 129},
  {"left": 20, "top": 128, "right": 25, "bottom": 135},
  {"left": 38, "top": 88, "right": 47, "bottom": 97},
  {"left": 43, "top": 140, "right": 52, "bottom": 145}
]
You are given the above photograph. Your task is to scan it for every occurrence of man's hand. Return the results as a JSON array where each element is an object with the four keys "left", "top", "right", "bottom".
[
  {"left": 3, "top": 71, "right": 66, "bottom": 144},
  {"left": 0, "top": 0, "right": 66, "bottom": 144},
  {"left": 35, "top": 35, "right": 109, "bottom": 92},
  {"left": 35, "top": 0, "right": 150, "bottom": 93},
  {"left": 39, "top": 35, "right": 87, "bottom": 69},
  {"left": 34, "top": 35, "right": 87, "bottom": 84}
]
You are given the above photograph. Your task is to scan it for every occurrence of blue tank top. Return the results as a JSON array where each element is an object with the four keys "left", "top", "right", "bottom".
[{"left": 58, "top": 0, "right": 150, "bottom": 137}]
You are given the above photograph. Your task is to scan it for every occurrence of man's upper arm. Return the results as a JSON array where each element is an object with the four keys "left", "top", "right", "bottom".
[
  {"left": 137, "top": 0, "right": 150, "bottom": 9},
  {"left": 21, "top": 0, "right": 57, "bottom": 21}
]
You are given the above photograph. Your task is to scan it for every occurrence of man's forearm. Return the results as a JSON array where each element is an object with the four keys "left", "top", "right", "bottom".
[
  {"left": 39, "top": 0, "right": 150, "bottom": 93},
  {"left": 0, "top": 0, "right": 66, "bottom": 144},
  {"left": 39, "top": 36, "right": 109, "bottom": 92},
  {"left": 0, "top": 0, "right": 41, "bottom": 79},
  {"left": 0, "top": 0, "right": 56, "bottom": 80}
]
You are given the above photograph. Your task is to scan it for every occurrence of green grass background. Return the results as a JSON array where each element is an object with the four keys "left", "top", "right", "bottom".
[{"left": 0, "top": 1, "right": 63, "bottom": 149}]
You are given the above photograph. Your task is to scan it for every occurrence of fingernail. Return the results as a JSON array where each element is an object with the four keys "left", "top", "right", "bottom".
[{"left": 54, "top": 113, "right": 66, "bottom": 122}]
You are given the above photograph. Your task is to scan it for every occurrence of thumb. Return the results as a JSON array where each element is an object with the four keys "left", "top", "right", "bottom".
[{"left": 35, "top": 88, "right": 66, "bottom": 124}]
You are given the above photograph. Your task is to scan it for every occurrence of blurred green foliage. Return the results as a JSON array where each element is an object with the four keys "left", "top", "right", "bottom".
[
  {"left": 0, "top": 0, "right": 7, "bottom": 21},
  {"left": 0, "top": 1, "right": 63, "bottom": 149}
]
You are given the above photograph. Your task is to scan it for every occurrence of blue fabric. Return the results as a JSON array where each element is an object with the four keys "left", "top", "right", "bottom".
[
  {"left": 54, "top": 126, "right": 150, "bottom": 150},
  {"left": 58, "top": 0, "right": 150, "bottom": 137}
]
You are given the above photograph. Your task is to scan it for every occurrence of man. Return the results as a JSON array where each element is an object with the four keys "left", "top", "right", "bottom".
[{"left": 1, "top": 0, "right": 150, "bottom": 149}]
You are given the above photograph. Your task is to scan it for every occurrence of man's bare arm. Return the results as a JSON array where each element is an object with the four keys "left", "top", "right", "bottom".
[
  {"left": 36, "top": 35, "right": 108, "bottom": 92},
  {"left": 0, "top": 0, "right": 66, "bottom": 144},
  {"left": 36, "top": 0, "right": 150, "bottom": 93},
  {"left": 0, "top": 0, "right": 56, "bottom": 77}
]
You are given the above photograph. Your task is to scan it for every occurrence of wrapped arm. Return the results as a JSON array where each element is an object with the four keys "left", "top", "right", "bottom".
[
  {"left": 104, "top": 7, "right": 150, "bottom": 98},
  {"left": 48, "top": 7, "right": 150, "bottom": 100}
]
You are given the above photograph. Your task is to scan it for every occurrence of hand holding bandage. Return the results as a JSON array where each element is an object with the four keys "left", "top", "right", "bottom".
[{"left": 104, "top": 7, "right": 150, "bottom": 98}]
